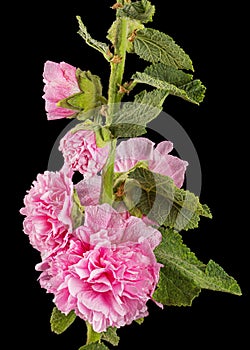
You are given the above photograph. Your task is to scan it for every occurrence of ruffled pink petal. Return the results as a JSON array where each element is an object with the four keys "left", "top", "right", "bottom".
[
  {"left": 151, "top": 142, "right": 188, "bottom": 188},
  {"left": 115, "top": 138, "right": 155, "bottom": 172},
  {"left": 75, "top": 175, "right": 102, "bottom": 206},
  {"left": 114, "top": 138, "right": 188, "bottom": 188},
  {"left": 155, "top": 140, "right": 173, "bottom": 154},
  {"left": 123, "top": 216, "right": 162, "bottom": 250}
]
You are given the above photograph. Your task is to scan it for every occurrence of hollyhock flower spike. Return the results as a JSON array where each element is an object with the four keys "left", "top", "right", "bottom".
[
  {"left": 20, "top": 3, "right": 241, "bottom": 349},
  {"left": 43, "top": 61, "right": 81, "bottom": 120}
]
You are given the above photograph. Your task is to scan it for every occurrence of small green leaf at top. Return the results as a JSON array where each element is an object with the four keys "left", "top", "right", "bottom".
[
  {"left": 117, "top": 0, "right": 156, "bottom": 23},
  {"left": 50, "top": 307, "right": 76, "bottom": 335}
]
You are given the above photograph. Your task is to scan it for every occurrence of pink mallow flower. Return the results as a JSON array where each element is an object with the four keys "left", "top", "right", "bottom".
[
  {"left": 75, "top": 175, "right": 102, "bottom": 206},
  {"left": 59, "top": 129, "right": 109, "bottom": 178},
  {"left": 43, "top": 61, "right": 81, "bottom": 120},
  {"left": 20, "top": 170, "right": 74, "bottom": 256},
  {"left": 115, "top": 137, "right": 188, "bottom": 188},
  {"left": 36, "top": 204, "right": 162, "bottom": 333}
]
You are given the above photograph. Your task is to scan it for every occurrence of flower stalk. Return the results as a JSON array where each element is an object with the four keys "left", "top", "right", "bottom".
[
  {"left": 86, "top": 321, "right": 101, "bottom": 345},
  {"left": 100, "top": 8, "right": 129, "bottom": 205},
  {"left": 107, "top": 16, "right": 129, "bottom": 123}
]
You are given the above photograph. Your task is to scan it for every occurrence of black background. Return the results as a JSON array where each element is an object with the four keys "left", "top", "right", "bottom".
[{"left": 9, "top": 0, "right": 248, "bottom": 348}]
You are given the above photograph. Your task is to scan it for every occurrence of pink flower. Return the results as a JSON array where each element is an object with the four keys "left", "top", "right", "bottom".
[
  {"left": 115, "top": 138, "right": 188, "bottom": 188},
  {"left": 75, "top": 175, "right": 102, "bottom": 206},
  {"left": 59, "top": 129, "right": 109, "bottom": 178},
  {"left": 43, "top": 61, "right": 80, "bottom": 120},
  {"left": 20, "top": 170, "right": 74, "bottom": 256},
  {"left": 36, "top": 204, "right": 162, "bottom": 332}
]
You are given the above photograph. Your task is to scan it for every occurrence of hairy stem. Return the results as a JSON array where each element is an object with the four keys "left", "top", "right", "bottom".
[
  {"left": 107, "top": 16, "right": 129, "bottom": 124},
  {"left": 100, "top": 9, "right": 129, "bottom": 205},
  {"left": 86, "top": 321, "right": 101, "bottom": 345},
  {"left": 99, "top": 138, "right": 117, "bottom": 205}
]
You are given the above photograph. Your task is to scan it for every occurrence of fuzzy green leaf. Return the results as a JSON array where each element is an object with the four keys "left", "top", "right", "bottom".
[
  {"left": 153, "top": 229, "right": 242, "bottom": 306},
  {"left": 133, "top": 28, "right": 193, "bottom": 70},
  {"left": 76, "top": 16, "right": 110, "bottom": 61},
  {"left": 133, "top": 63, "right": 206, "bottom": 104},
  {"left": 110, "top": 90, "right": 169, "bottom": 138},
  {"left": 111, "top": 87, "right": 168, "bottom": 128},
  {"left": 110, "top": 123, "right": 147, "bottom": 138},
  {"left": 123, "top": 167, "right": 212, "bottom": 231},
  {"left": 50, "top": 307, "right": 76, "bottom": 335},
  {"left": 134, "top": 318, "right": 144, "bottom": 325},
  {"left": 134, "top": 88, "right": 169, "bottom": 106},
  {"left": 101, "top": 327, "right": 120, "bottom": 346},
  {"left": 110, "top": 101, "right": 161, "bottom": 136},
  {"left": 117, "top": 0, "right": 155, "bottom": 23}
]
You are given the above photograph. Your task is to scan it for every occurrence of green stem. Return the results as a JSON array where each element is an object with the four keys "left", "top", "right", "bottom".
[
  {"left": 99, "top": 11, "right": 129, "bottom": 205},
  {"left": 86, "top": 321, "right": 101, "bottom": 345},
  {"left": 99, "top": 138, "right": 117, "bottom": 205},
  {"left": 107, "top": 16, "right": 129, "bottom": 124}
]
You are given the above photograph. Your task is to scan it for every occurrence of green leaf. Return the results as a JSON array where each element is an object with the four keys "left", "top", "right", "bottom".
[
  {"left": 110, "top": 123, "right": 147, "bottom": 138},
  {"left": 132, "top": 63, "right": 206, "bottom": 104},
  {"left": 123, "top": 167, "right": 212, "bottom": 231},
  {"left": 117, "top": 0, "right": 155, "bottom": 23},
  {"left": 134, "top": 88, "right": 169, "bottom": 107},
  {"left": 133, "top": 28, "right": 194, "bottom": 70},
  {"left": 76, "top": 16, "right": 110, "bottom": 61},
  {"left": 79, "top": 344, "right": 110, "bottom": 350},
  {"left": 134, "top": 318, "right": 144, "bottom": 325},
  {"left": 153, "top": 229, "right": 242, "bottom": 306},
  {"left": 101, "top": 327, "right": 120, "bottom": 346},
  {"left": 203, "top": 260, "right": 242, "bottom": 295},
  {"left": 50, "top": 307, "right": 76, "bottom": 335},
  {"left": 111, "top": 99, "right": 163, "bottom": 128},
  {"left": 110, "top": 89, "right": 169, "bottom": 138}
]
